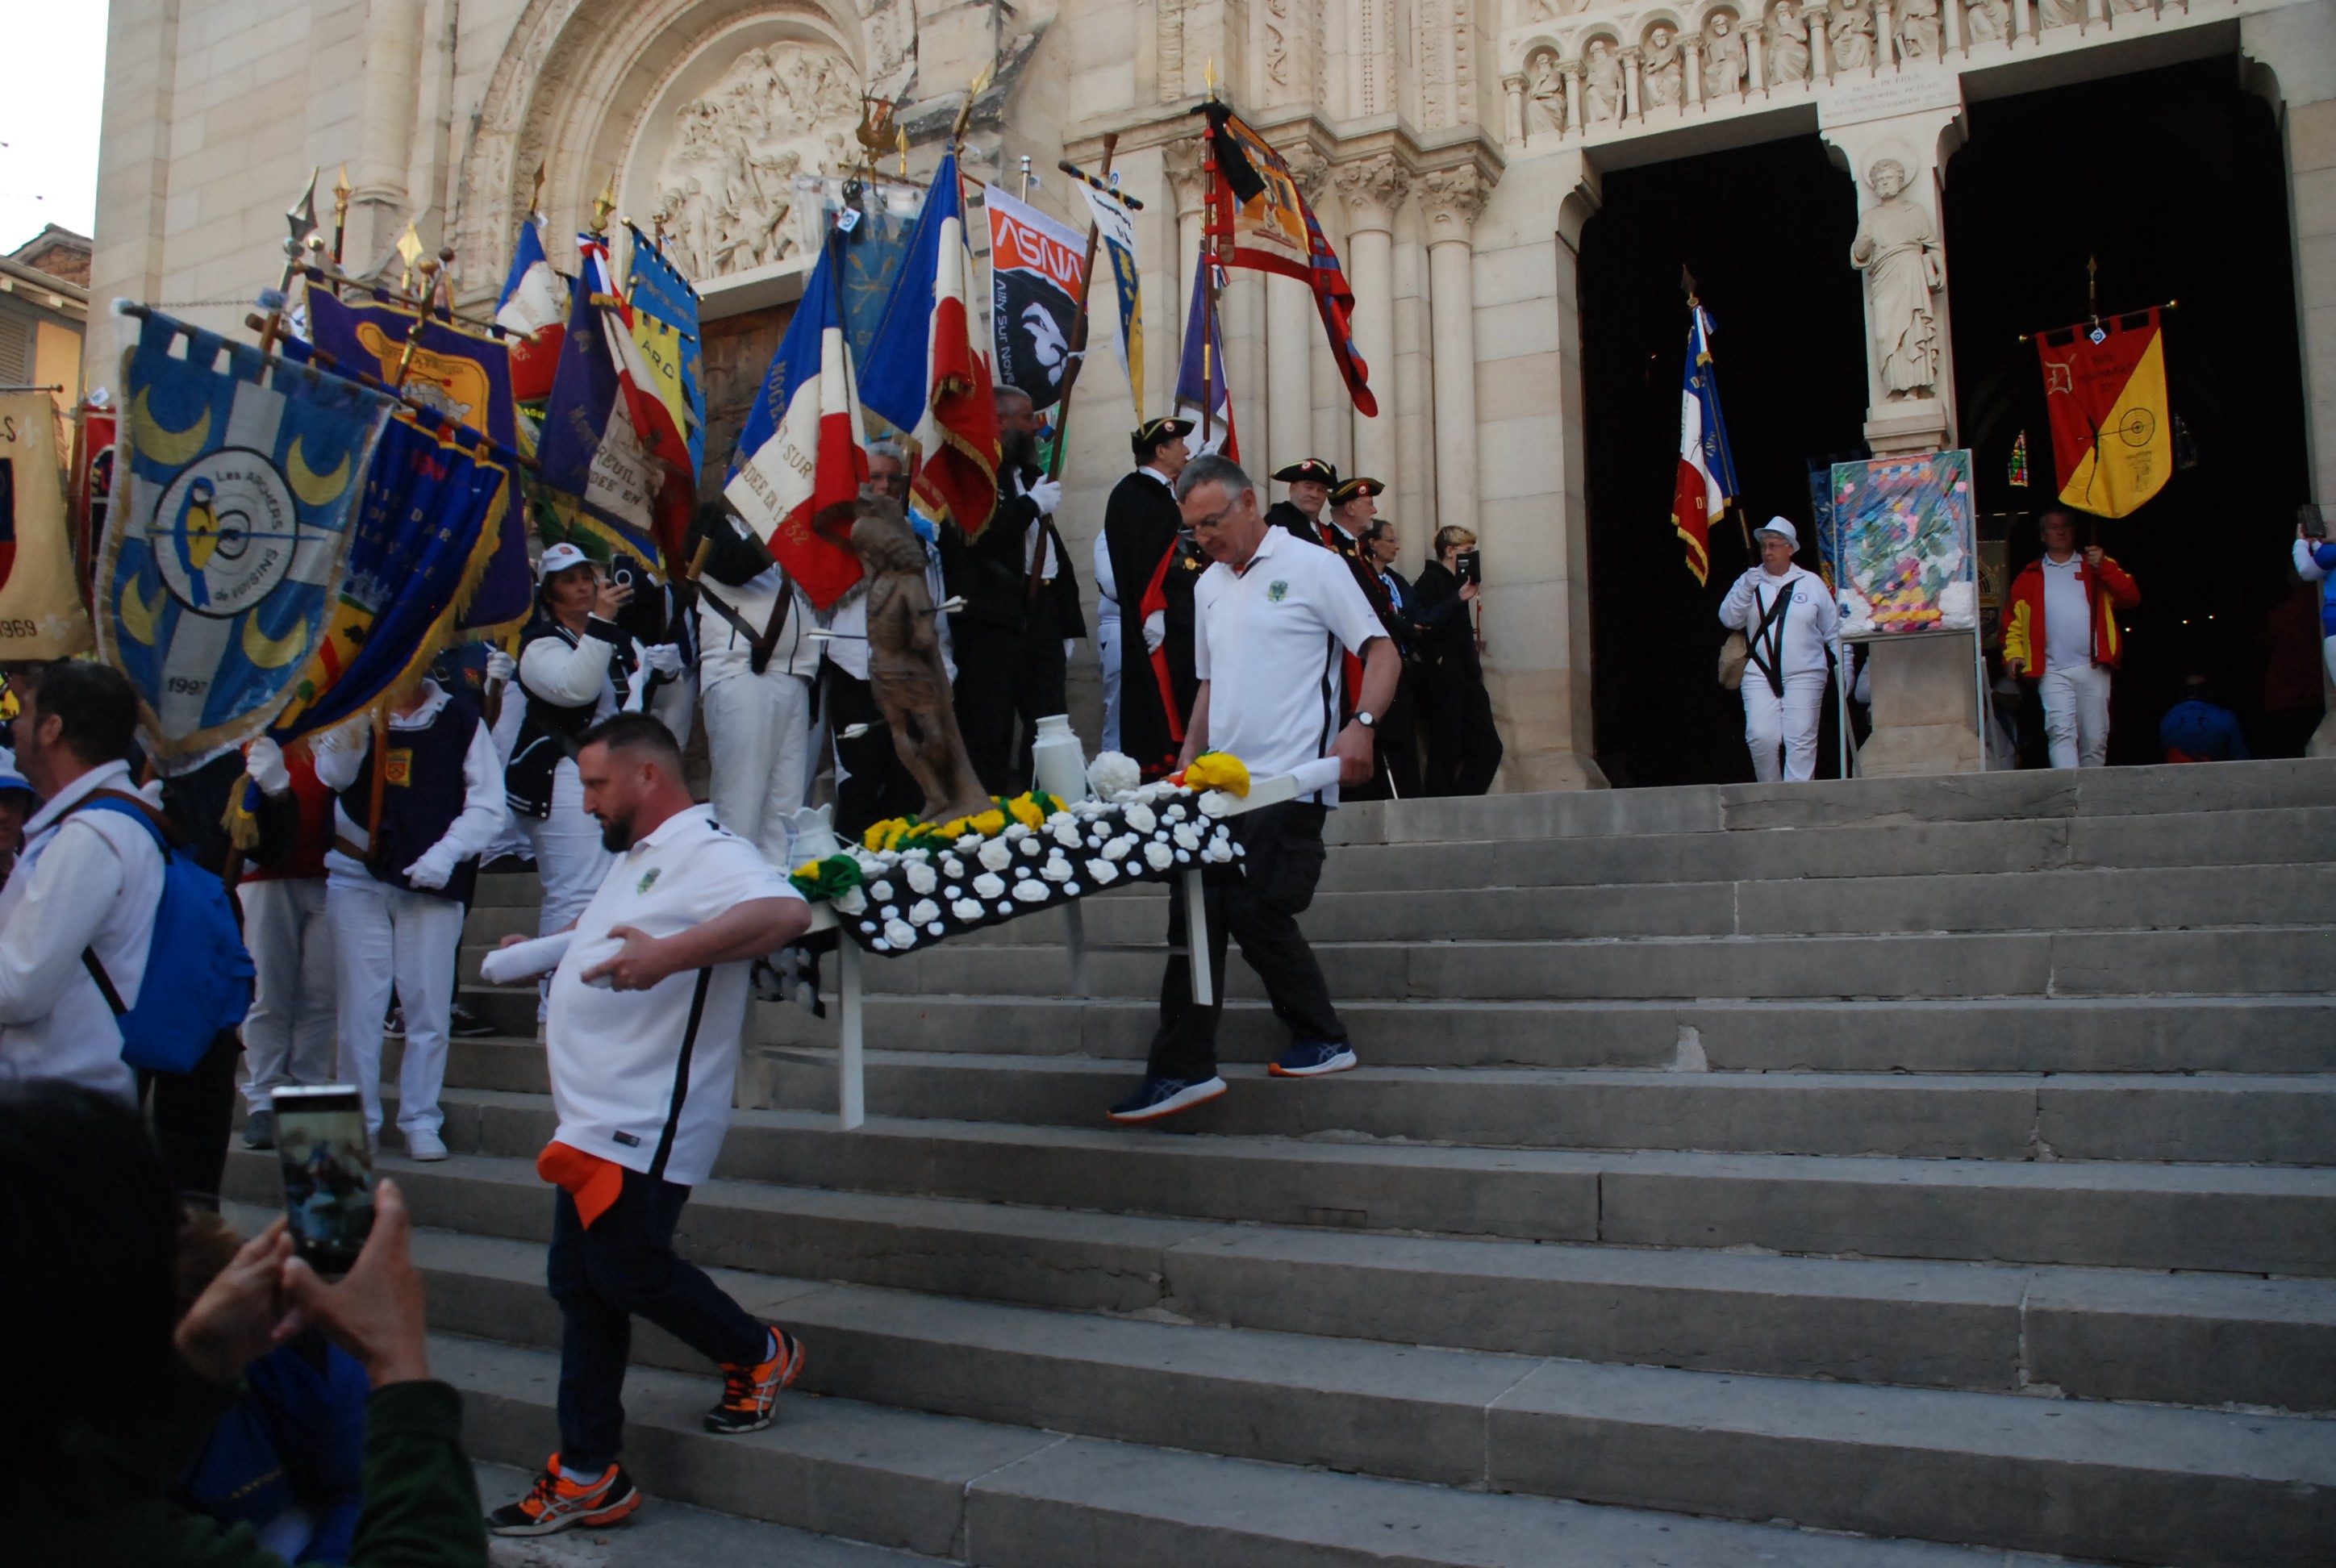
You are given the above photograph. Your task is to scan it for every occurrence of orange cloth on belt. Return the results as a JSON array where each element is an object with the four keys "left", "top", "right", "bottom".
[{"left": 537, "top": 1140, "right": 625, "bottom": 1228}]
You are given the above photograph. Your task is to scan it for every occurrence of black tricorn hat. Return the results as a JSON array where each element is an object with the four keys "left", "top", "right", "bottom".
[
  {"left": 1271, "top": 458, "right": 1340, "bottom": 486},
  {"left": 1132, "top": 416, "right": 1196, "bottom": 459},
  {"left": 1329, "top": 476, "right": 1386, "bottom": 506}
]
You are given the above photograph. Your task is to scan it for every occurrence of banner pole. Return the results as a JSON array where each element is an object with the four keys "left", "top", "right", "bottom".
[{"left": 1045, "top": 131, "right": 1118, "bottom": 483}]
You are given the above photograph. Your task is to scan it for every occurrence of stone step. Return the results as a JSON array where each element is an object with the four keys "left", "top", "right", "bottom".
[
  {"left": 1323, "top": 757, "right": 2336, "bottom": 848},
  {"left": 747, "top": 1052, "right": 2336, "bottom": 1165},
  {"left": 226, "top": 1154, "right": 2336, "bottom": 1410},
  {"left": 461, "top": 859, "right": 2336, "bottom": 956},
  {"left": 421, "top": 1251, "right": 2336, "bottom": 1566},
  {"left": 473, "top": 1460, "right": 944, "bottom": 1566},
  {"left": 841, "top": 926, "right": 2336, "bottom": 1003},
  {"left": 436, "top": 1333, "right": 2036, "bottom": 1568},
  {"left": 355, "top": 1089, "right": 2336, "bottom": 1274},
  {"left": 733, "top": 993, "right": 2336, "bottom": 1075}
]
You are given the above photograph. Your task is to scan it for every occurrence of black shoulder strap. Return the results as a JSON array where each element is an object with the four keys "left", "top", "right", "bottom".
[
  {"left": 1747, "top": 574, "right": 1794, "bottom": 698},
  {"left": 646, "top": 967, "right": 717, "bottom": 1185}
]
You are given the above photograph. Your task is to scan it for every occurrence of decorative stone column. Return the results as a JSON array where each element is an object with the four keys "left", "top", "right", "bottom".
[
  {"left": 1563, "top": 63, "right": 1583, "bottom": 134},
  {"left": 1624, "top": 48, "right": 1643, "bottom": 120},
  {"left": 352, "top": 0, "right": 425, "bottom": 265},
  {"left": 1808, "top": 5, "right": 1833, "bottom": 79},
  {"left": 1418, "top": 164, "right": 1493, "bottom": 556},
  {"left": 1748, "top": 24, "right": 1768, "bottom": 95},
  {"left": 1685, "top": 35, "right": 1705, "bottom": 105},
  {"left": 1333, "top": 153, "right": 1409, "bottom": 497},
  {"left": 1875, "top": 0, "right": 1898, "bottom": 67},
  {"left": 1503, "top": 73, "right": 1528, "bottom": 148}
]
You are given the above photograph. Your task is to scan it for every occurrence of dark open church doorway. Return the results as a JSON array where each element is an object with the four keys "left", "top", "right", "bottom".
[
  {"left": 1946, "top": 54, "right": 2317, "bottom": 761},
  {"left": 1580, "top": 133, "right": 1871, "bottom": 788}
]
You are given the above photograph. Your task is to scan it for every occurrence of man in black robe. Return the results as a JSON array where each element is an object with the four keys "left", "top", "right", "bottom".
[{"left": 1100, "top": 417, "right": 1203, "bottom": 779}]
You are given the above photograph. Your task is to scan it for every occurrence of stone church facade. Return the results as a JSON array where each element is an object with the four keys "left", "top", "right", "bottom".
[{"left": 90, "top": 0, "right": 2336, "bottom": 789}]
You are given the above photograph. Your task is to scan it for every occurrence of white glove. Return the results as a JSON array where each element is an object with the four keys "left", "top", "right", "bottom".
[
  {"left": 1142, "top": 609, "right": 1167, "bottom": 654},
  {"left": 1191, "top": 432, "right": 1224, "bottom": 461},
  {"left": 1026, "top": 477, "right": 1063, "bottom": 515},
  {"left": 246, "top": 736, "right": 290, "bottom": 794},
  {"left": 403, "top": 843, "right": 460, "bottom": 891},
  {"left": 641, "top": 642, "right": 686, "bottom": 677},
  {"left": 486, "top": 648, "right": 517, "bottom": 682}
]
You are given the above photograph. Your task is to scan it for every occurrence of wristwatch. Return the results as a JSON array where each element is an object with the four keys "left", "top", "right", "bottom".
[{"left": 1354, "top": 711, "right": 1376, "bottom": 729}]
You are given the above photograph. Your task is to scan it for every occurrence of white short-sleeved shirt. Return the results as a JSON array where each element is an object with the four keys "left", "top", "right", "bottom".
[
  {"left": 2041, "top": 553, "right": 2092, "bottom": 671},
  {"left": 1192, "top": 523, "right": 1387, "bottom": 805},
  {"left": 546, "top": 804, "right": 802, "bottom": 1186}
]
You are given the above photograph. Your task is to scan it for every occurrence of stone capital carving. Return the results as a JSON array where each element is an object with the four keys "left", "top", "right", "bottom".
[
  {"left": 1283, "top": 144, "right": 1332, "bottom": 202},
  {"left": 1162, "top": 136, "right": 1208, "bottom": 215},
  {"left": 1416, "top": 165, "right": 1493, "bottom": 239},
  {"left": 1333, "top": 153, "right": 1412, "bottom": 231}
]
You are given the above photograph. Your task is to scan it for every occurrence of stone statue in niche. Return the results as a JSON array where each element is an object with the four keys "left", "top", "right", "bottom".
[
  {"left": 853, "top": 493, "right": 993, "bottom": 827},
  {"left": 1526, "top": 50, "right": 1567, "bottom": 136},
  {"left": 1525, "top": 0, "right": 1589, "bottom": 18},
  {"left": 1829, "top": 0, "right": 1877, "bottom": 69},
  {"left": 1895, "top": 0, "right": 1942, "bottom": 59},
  {"left": 1963, "top": 0, "right": 2013, "bottom": 41},
  {"left": 651, "top": 44, "right": 861, "bottom": 281},
  {"left": 1582, "top": 37, "right": 1625, "bottom": 121},
  {"left": 1766, "top": 0, "right": 1812, "bottom": 81},
  {"left": 1850, "top": 158, "right": 1945, "bottom": 398},
  {"left": 2035, "top": 0, "right": 2084, "bottom": 24},
  {"left": 1641, "top": 24, "right": 1684, "bottom": 108},
  {"left": 1704, "top": 12, "right": 1749, "bottom": 98}
]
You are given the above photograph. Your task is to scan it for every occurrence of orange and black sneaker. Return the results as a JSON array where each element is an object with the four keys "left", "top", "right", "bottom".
[
  {"left": 704, "top": 1324, "right": 806, "bottom": 1434},
  {"left": 486, "top": 1453, "right": 642, "bottom": 1537}
]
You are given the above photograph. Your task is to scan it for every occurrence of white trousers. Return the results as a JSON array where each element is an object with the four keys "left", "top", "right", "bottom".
[
  {"left": 703, "top": 668, "right": 812, "bottom": 866},
  {"left": 650, "top": 669, "right": 697, "bottom": 749},
  {"left": 1742, "top": 669, "right": 1829, "bottom": 782},
  {"left": 238, "top": 877, "right": 337, "bottom": 1112},
  {"left": 2040, "top": 661, "right": 2113, "bottom": 769},
  {"left": 327, "top": 879, "right": 466, "bottom": 1136},
  {"left": 525, "top": 757, "right": 613, "bottom": 936}
]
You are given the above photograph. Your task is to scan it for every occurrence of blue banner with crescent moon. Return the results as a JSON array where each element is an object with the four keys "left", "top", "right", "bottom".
[
  {"left": 265, "top": 410, "right": 515, "bottom": 745},
  {"left": 99, "top": 311, "right": 391, "bottom": 760}
]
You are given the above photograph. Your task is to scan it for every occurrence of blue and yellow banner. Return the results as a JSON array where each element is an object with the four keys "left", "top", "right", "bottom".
[
  {"left": 624, "top": 225, "right": 705, "bottom": 482},
  {"left": 98, "top": 310, "right": 390, "bottom": 760}
]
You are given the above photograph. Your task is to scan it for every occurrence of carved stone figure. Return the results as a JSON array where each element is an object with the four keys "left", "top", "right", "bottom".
[
  {"left": 1525, "top": 0, "right": 1589, "bottom": 17},
  {"left": 1582, "top": 38, "right": 1625, "bottom": 122},
  {"left": 1850, "top": 158, "right": 1946, "bottom": 398},
  {"left": 1829, "top": 0, "right": 1877, "bottom": 69},
  {"left": 1767, "top": 0, "right": 1812, "bottom": 81},
  {"left": 1962, "top": 0, "right": 2013, "bottom": 40},
  {"left": 1526, "top": 50, "right": 1567, "bottom": 136},
  {"left": 1895, "top": 0, "right": 1942, "bottom": 60},
  {"left": 853, "top": 494, "right": 993, "bottom": 828},
  {"left": 1704, "top": 13, "right": 1749, "bottom": 98},
  {"left": 651, "top": 43, "right": 861, "bottom": 282},
  {"left": 1642, "top": 25, "right": 1684, "bottom": 108},
  {"left": 2036, "top": 0, "right": 2084, "bottom": 24}
]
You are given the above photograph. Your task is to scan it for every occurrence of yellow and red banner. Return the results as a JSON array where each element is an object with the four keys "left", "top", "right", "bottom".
[{"left": 2035, "top": 307, "right": 2171, "bottom": 519}]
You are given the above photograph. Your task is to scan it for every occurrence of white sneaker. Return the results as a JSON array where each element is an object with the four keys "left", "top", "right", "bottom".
[{"left": 405, "top": 1128, "right": 448, "bottom": 1161}]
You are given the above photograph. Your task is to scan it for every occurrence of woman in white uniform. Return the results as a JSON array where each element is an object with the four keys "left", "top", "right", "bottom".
[
  {"left": 507, "top": 545, "right": 630, "bottom": 946},
  {"left": 1718, "top": 518, "right": 1842, "bottom": 783}
]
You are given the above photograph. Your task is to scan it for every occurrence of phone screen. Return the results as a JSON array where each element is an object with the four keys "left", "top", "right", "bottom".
[{"left": 272, "top": 1086, "right": 376, "bottom": 1275}]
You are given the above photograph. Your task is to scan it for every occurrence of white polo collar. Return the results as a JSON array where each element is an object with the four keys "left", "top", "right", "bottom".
[{"left": 626, "top": 802, "right": 713, "bottom": 857}]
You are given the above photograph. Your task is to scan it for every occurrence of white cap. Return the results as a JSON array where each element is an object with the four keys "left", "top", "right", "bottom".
[
  {"left": 1754, "top": 517, "right": 1798, "bottom": 549},
  {"left": 537, "top": 542, "right": 591, "bottom": 581}
]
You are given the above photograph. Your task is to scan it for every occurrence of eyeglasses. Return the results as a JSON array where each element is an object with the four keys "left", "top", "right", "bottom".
[{"left": 1187, "top": 499, "right": 1238, "bottom": 533}]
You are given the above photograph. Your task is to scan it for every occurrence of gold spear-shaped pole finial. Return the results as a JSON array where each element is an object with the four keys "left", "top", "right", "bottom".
[
  {"left": 1205, "top": 57, "right": 1218, "bottom": 99},
  {"left": 952, "top": 60, "right": 995, "bottom": 143},
  {"left": 528, "top": 161, "right": 546, "bottom": 219},
  {"left": 897, "top": 126, "right": 910, "bottom": 178},
  {"left": 590, "top": 175, "right": 617, "bottom": 236},
  {"left": 330, "top": 164, "right": 352, "bottom": 273},
  {"left": 286, "top": 169, "right": 319, "bottom": 256}
]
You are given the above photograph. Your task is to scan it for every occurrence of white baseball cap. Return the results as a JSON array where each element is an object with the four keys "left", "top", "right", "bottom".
[
  {"left": 537, "top": 542, "right": 592, "bottom": 581},
  {"left": 1754, "top": 517, "right": 1799, "bottom": 549}
]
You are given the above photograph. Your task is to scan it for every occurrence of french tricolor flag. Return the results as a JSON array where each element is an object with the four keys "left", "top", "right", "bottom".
[
  {"left": 725, "top": 230, "right": 870, "bottom": 611},
  {"left": 1670, "top": 302, "right": 1738, "bottom": 586},
  {"left": 861, "top": 152, "right": 999, "bottom": 538},
  {"left": 494, "top": 215, "right": 566, "bottom": 402}
]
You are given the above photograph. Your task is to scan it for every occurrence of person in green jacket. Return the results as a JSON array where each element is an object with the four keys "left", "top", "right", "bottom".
[{"left": 5, "top": 1078, "right": 490, "bottom": 1567}]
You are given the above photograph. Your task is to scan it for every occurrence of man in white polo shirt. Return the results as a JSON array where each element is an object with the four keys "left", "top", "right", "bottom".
[
  {"left": 486, "top": 713, "right": 812, "bottom": 1538},
  {"left": 1107, "top": 453, "right": 1399, "bottom": 1124}
]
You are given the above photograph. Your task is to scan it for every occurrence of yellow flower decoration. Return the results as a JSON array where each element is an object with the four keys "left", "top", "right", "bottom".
[
  {"left": 1007, "top": 795, "right": 1046, "bottom": 830},
  {"left": 1183, "top": 752, "right": 1251, "bottom": 797},
  {"left": 862, "top": 816, "right": 916, "bottom": 852},
  {"left": 970, "top": 808, "right": 1007, "bottom": 837}
]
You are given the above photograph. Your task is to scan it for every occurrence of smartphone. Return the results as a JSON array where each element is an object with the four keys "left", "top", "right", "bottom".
[
  {"left": 272, "top": 1085, "right": 376, "bottom": 1275},
  {"left": 1455, "top": 549, "right": 1482, "bottom": 586}
]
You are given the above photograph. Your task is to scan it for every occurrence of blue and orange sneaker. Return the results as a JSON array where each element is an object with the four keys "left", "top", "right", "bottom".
[
  {"left": 487, "top": 1454, "right": 641, "bottom": 1537},
  {"left": 705, "top": 1324, "right": 807, "bottom": 1434}
]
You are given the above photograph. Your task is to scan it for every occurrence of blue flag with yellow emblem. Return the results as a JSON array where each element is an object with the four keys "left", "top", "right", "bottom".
[{"left": 98, "top": 310, "right": 391, "bottom": 761}]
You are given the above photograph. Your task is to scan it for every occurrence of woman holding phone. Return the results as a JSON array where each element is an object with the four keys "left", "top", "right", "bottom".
[{"left": 1411, "top": 527, "right": 1503, "bottom": 794}]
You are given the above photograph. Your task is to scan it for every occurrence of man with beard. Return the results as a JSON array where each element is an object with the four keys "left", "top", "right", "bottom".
[
  {"left": 1265, "top": 457, "right": 1339, "bottom": 547},
  {"left": 489, "top": 713, "right": 812, "bottom": 1538},
  {"left": 945, "top": 385, "right": 1085, "bottom": 793},
  {"left": 1099, "top": 417, "right": 1203, "bottom": 778}
]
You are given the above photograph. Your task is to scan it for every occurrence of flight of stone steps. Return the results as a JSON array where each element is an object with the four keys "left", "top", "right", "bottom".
[{"left": 227, "top": 758, "right": 2336, "bottom": 1566}]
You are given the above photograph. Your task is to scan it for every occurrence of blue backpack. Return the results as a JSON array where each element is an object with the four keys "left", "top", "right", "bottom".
[{"left": 70, "top": 791, "right": 257, "bottom": 1074}]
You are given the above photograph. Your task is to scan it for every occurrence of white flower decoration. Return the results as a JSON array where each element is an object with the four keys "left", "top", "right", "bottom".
[
  {"left": 1065, "top": 882, "right": 1082, "bottom": 897},
  {"left": 905, "top": 861, "right": 937, "bottom": 895},
  {"left": 880, "top": 905, "right": 899, "bottom": 920},
  {"left": 883, "top": 918, "right": 917, "bottom": 948},
  {"left": 1003, "top": 824, "right": 1030, "bottom": 842},
  {"left": 1144, "top": 841, "right": 1175, "bottom": 869},
  {"left": 956, "top": 833, "right": 984, "bottom": 853},
  {"left": 1203, "top": 837, "right": 1234, "bottom": 863},
  {"left": 952, "top": 897, "right": 985, "bottom": 921},
  {"left": 973, "top": 872, "right": 1006, "bottom": 899},
  {"left": 1199, "top": 791, "right": 1235, "bottom": 818},
  {"left": 1018, "top": 836, "right": 1041, "bottom": 857},
  {"left": 1052, "top": 820, "right": 1083, "bottom": 848},
  {"left": 1124, "top": 803, "right": 1157, "bottom": 835},
  {"left": 1012, "top": 879, "right": 1050, "bottom": 903},
  {"left": 834, "top": 887, "right": 868, "bottom": 915},
  {"left": 1173, "top": 823, "right": 1201, "bottom": 850},
  {"left": 870, "top": 879, "right": 895, "bottom": 902},
  {"left": 978, "top": 840, "right": 1013, "bottom": 872},
  {"left": 908, "top": 898, "right": 941, "bottom": 925},
  {"left": 1102, "top": 836, "right": 1133, "bottom": 861},
  {"left": 941, "top": 854, "right": 966, "bottom": 879},
  {"left": 927, "top": 922, "right": 945, "bottom": 936},
  {"left": 1087, "top": 858, "right": 1118, "bottom": 884},
  {"left": 1164, "top": 804, "right": 1187, "bottom": 823},
  {"left": 1041, "top": 857, "right": 1074, "bottom": 882},
  {"left": 1087, "top": 751, "right": 1141, "bottom": 799}
]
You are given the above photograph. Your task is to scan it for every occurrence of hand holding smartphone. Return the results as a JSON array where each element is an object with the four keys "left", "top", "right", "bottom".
[
  {"left": 271, "top": 1085, "right": 376, "bottom": 1276},
  {"left": 1454, "top": 549, "right": 1482, "bottom": 586}
]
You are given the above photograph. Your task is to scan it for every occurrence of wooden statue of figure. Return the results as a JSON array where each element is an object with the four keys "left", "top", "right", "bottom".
[{"left": 852, "top": 491, "right": 994, "bottom": 826}]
